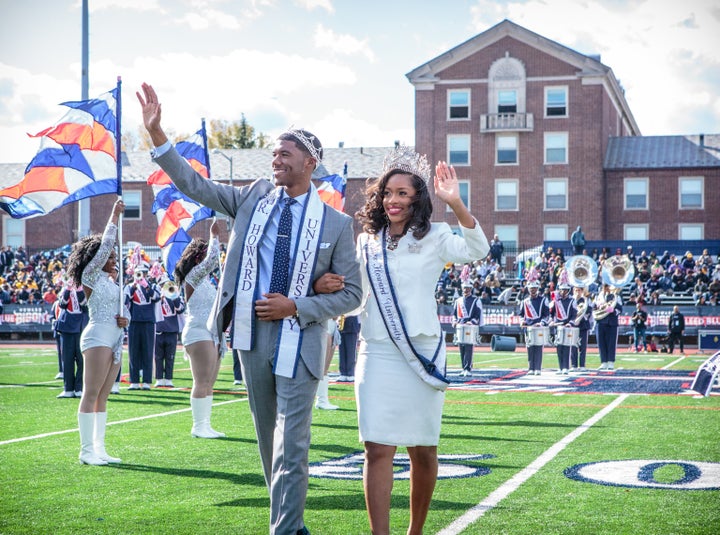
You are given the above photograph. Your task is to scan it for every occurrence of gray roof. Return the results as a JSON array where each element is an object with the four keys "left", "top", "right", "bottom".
[
  {"left": 123, "top": 145, "right": 392, "bottom": 183},
  {"left": 604, "top": 134, "right": 720, "bottom": 170},
  {"left": 0, "top": 146, "right": 393, "bottom": 185}
]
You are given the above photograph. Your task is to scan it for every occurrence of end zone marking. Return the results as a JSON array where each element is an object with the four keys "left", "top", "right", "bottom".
[{"left": 438, "top": 393, "right": 629, "bottom": 535}]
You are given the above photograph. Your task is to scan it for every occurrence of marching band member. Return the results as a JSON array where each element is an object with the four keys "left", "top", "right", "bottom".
[
  {"left": 154, "top": 278, "right": 185, "bottom": 387},
  {"left": 124, "top": 268, "right": 161, "bottom": 390},
  {"left": 594, "top": 282, "right": 623, "bottom": 370},
  {"left": 549, "top": 270, "right": 577, "bottom": 375},
  {"left": 453, "top": 280, "right": 483, "bottom": 376},
  {"left": 570, "top": 285, "right": 593, "bottom": 371},
  {"left": 520, "top": 268, "right": 550, "bottom": 375}
]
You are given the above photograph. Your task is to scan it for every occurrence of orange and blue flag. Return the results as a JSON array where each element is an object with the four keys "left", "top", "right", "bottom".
[
  {"left": 0, "top": 86, "right": 121, "bottom": 219},
  {"left": 147, "top": 122, "right": 214, "bottom": 279},
  {"left": 317, "top": 161, "right": 347, "bottom": 212}
]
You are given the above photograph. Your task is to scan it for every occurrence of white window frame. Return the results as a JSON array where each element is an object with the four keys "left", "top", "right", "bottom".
[
  {"left": 495, "top": 134, "right": 518, "bottom": 165},
  {"left": 495, "top": 225, "right": 518, "bottom": 251},
  {"left": 544, "top": 225, "right": 567, "bottom": 241},
  {"left": 497, "top": 89, "right": 518, "bottom": 113},
  {"left": 447, "top": 89, "right": 471, "bottom": 120},
  {"left": 544, "top": 132, "right": 568, "bottom": 164},
  {"left": 123, "top": 190, "right": 142, "bottom": 220},
  {"left": 495, "top": 179, "right": 519, "bottom": 211},
  {"left": 2, "top": 215, "right": 26, "bottom": 248},
  {"left": 679, "top": 176, "right": 704, "bottom": 209},
  {"left": 447, "top": 134, "right": 471, "bottom": 166},
  {"left": 679, "top": 224, "right": 703, "bottom": 240},
  {"left": 545, "top": 86, "right": 568, "bottom": 118},
  {"left": 624, "top": 224, "right": 648, "bottom": 240},
  {"left": 447, "top": 180, "right": 470, "bottom": 212},
  {"left": 624, "top": 177, "right": 649, "bottom": 210},
  {"left": 544, "top": 178, "right": 568, "bottom": 211}
]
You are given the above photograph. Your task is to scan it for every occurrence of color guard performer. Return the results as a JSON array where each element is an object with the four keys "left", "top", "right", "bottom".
[{"left": 520, "top": 268, "right": 550, "bottom": 375}]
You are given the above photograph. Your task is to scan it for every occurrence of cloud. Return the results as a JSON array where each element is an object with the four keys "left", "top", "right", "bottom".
[
  {"left": 87, "top": 0, "right": 166, "bottom": 12},
  {"left": 314, "top": 24, "right": 375, "bottom": 62},
  {"left": 312, "top": 108, "right": 413, "bottom": 150},
  {"left": 174, "top": 9, "right": 243, "bottom": 30},
  {"left": 295, "top": 0, "right": 334, "bottom": 13}
]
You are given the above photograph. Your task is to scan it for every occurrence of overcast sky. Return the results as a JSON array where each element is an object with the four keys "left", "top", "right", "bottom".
[{"left": 0, "top": 0, "right": 718, "bottom": 165}]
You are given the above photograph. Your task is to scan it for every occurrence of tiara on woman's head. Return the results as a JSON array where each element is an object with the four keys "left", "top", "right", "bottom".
[{"left": 382, "top": 145, "right": 432, "bottom": 184}]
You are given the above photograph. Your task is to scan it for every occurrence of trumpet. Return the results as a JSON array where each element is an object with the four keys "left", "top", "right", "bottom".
[{"left": 162, "top": 281, "right": 179, "bottom": 300}]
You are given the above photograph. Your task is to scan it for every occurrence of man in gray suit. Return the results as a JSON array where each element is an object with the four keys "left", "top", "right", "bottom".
[{"left": 138, "top": 83, "right": 362, "bottom": 535}]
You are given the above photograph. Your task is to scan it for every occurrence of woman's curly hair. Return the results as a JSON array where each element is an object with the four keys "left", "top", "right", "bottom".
[
  {"left": 173, "top": 239, "right": 208, "bottom": 285},
  {"left": 65, "top": 234, "right": 103, "bottom": 288},
  {"left": 356, "top": 170, "right": 433, "bottom": 239}
]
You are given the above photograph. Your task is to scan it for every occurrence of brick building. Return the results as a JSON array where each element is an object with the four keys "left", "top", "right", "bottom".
[
  {"left": 2, "top": 19, "right": 718, "bottom": 261},
  {"left": 406, "top": 19, "right": 718, "bottom": 251}
]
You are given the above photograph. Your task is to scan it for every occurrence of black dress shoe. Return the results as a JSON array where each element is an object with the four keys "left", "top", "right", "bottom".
[{"left": 297, "top": 527, "right": 310, "bottom": 535}]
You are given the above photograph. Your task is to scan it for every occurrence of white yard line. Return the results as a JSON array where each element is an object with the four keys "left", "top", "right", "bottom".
[
  {"left": 662, "top": 355, "right": 687, "bottom": 370},
  {"left": 0, "top": 398, "right": 246, "bottom": 446},
  {"left": 437, "top": 393, "right": 629, "bottom": 535}
]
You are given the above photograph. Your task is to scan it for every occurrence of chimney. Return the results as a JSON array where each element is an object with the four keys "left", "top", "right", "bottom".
[
  {"left": 338, "top": 141, "right": 344, "bottom": 148},
  {"left": 394, "top": 140, "right": 400, "bottom": 148},
  {"left": 360, "top": 147, "right": 364, "bottom": 154},
  {"left": 699, "top": 134, "right": 705, "bottom": 148}
]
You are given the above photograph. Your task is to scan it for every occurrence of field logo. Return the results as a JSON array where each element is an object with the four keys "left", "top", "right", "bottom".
[
  {"left": 565, "top": 460, "right": 720, "bottom": 490},
  {"left": 309, "top": 452, "right": 494, "bottom": 480}
]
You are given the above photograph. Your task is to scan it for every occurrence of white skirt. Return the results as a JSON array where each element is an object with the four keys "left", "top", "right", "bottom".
[{"left": 355, "top": 336, "right": 445, "bottom": 447}]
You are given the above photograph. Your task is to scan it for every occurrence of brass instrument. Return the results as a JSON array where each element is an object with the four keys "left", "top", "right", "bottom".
[
  {"left": 566, "top": 255, "right": 598, "bottom": 288},
  {"left": 593, "top": 255, "right": 634, "bottom": 320},
  {"left": 573, "top": 293, "right": 588, "bottom": 325},
  {"left": 161, "top": 280, "right": 179, "bottom": 300}
]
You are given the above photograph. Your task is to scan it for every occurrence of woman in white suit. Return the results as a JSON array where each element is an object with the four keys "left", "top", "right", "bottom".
[{"left": 318, "top": 147, "right": 489, "bottom": 534}]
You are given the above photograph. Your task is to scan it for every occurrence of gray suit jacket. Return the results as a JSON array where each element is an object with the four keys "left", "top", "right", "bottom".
[{"left": 154, "top": 146, "right": 362, "bottom": 378}]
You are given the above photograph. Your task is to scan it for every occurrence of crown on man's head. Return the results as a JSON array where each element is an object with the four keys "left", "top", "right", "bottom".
[
  {"left": 382, "top": 145, "right": 432, "bottom": 184},
  {"left": 281, "top": 127, "right": 323, "bottom": 165}
]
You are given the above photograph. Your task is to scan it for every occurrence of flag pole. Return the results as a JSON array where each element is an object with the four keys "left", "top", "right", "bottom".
[{"left": 115, "top": 76, "right": 124, "bottom": 318}]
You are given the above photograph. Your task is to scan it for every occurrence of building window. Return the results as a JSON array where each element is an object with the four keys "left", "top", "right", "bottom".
[
  {"left": 544, "top": 132, "right": 568, "bottom": 164},
  {"left": 447, "top": 135, "right": 470, "bottom": 166},
  {"left": 624, "top": 224, "right": 648, "bottom": 240},
  {"left": 679, "top": 224, "right": 703, "bottom": 240},
  {"left": 544, "top": 178, "right": 567, "bottom": 210},
  {"left": 496, "top": 134, "right": 518, "bottom": 164},
  {"left": 545, "top": 86, "right": 568, "bottom": 117},
  {"left": 2, "top": 215, "right": 25, "bottom": 248},
  {"left": 624, "top": 178, "right": 648, "bottom": 210},
  {"left": 495, "top": 225, "right": 518, "bottom": 250},
  {"left": 447, "top": 181, "right": 470, "bottom": 212},
  {"left": 495, "top": 180, "right": 518, "bottom": 211},
  {"left": 123, "top": 190, "right": 142, "bottom": 220},
  {"left": 544, "top": 225, "right": 567, "bottom": 241},
  {"left": 497, "top": 90, "right": 517, "bottom": 113},
  {"left": 448, "top": 89, "right": 470, "bottom": 120},
  {"left": 679, "top": 176, "right": 703, "bottom": 209}
]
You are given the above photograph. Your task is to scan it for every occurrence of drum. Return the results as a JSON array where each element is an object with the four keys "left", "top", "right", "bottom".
[
  {"left": 556, "top": 326, "right": 580, "bottom": 346},
  {"left": 526, "top": 326, "right": 549, "bottom": 346},
  {"left": 456, "top": 324, "right": 479, "bottom": 345}
]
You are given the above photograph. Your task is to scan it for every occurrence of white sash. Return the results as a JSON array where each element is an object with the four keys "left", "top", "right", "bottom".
[
  {"left": 363, "top": 230, "right": 449, "bottom": 391},
  {"left": 232, "top": 184, "right": 326, "bottom": 378}
]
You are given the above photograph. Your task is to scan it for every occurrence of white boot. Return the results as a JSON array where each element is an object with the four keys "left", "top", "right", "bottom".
[
  {"left": 190, "top": 396, "right": 225, "bottom": 438},
  {"left": 78, "top": 412, "right": 107, "bottom": 465},
  {"left": 94, "top": 412, "right": 121, "bottom": 463},
  {"left": 315, "top": 375, "right": 338, "bottom": 410}
]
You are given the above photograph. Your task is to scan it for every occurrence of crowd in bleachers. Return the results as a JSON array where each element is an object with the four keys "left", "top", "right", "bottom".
[
  {"left": 435, "top": 245, "right": 720, "bottom": 308},
  {"left": 2, "top": 242, "right": 719, "bottom": 313}
]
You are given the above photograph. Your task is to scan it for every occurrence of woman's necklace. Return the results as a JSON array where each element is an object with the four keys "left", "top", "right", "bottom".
[{"left": 385, "top": 226, "right": 406, "bottom": 251}]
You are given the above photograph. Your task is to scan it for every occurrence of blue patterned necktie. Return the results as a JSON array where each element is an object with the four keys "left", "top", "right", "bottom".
[{"left": 268, "top": 198, "right": 296, "bottom": 295}]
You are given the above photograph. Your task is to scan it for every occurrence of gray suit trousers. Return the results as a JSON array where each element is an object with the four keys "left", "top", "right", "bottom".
[{"left": 240, "top": 319, "right": 318, "bottom": 535}]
